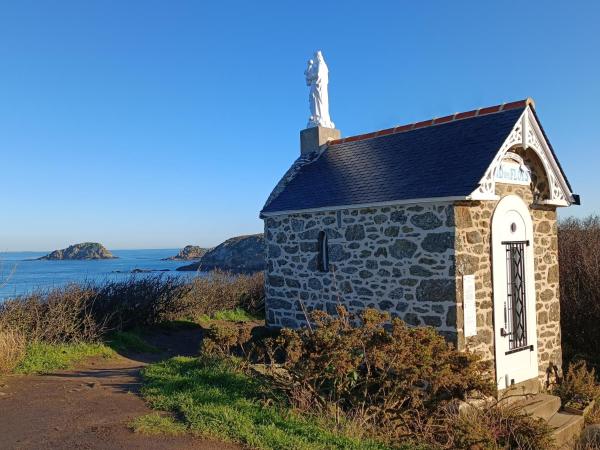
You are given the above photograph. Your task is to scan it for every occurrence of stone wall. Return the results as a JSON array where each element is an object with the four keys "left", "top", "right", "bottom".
[
  {"left": 264, "top": 203, "right": 458, "bottom": 341},
  {"left": 454, "top": 151, "right": 560, "bottom": 386}
]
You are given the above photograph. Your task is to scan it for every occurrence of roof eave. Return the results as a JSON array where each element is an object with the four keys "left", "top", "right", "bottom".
[{"left": 259, "top": 195, "right": 468, "bottom": 218}]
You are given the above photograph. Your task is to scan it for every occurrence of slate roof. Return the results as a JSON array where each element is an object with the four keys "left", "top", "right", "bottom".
[{"left": 261, "top": 100, "right": 564, "bottom": 215}]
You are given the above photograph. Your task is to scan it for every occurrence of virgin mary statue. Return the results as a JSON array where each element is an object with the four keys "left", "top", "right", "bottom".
[{"left": 305, "top": 51, "right": 335, "bottom": 128}]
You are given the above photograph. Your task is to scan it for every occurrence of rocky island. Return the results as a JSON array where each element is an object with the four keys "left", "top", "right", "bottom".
[
  {"left": 38, "top": 242, "right": 117, "bottom": 260},
  {"left": 162, "top": 245, "right": 211, "bottom": 261},
  {"left": 177, "top": 234, "right": 265, "bottom": 273}
]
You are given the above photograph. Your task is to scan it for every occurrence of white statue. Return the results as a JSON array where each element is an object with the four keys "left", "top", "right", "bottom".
[{"left": 305, "top": 51, "right": 335, "bottom": 129}]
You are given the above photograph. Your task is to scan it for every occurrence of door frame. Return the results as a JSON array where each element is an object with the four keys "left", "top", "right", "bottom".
[{"left": 491, "top": 194, "right": 539, "bottom": 390}]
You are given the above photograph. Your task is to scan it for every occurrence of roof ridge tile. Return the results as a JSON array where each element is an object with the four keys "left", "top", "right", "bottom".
[{"left": 329, "top": 98, "right": 532, "bottom": 146}]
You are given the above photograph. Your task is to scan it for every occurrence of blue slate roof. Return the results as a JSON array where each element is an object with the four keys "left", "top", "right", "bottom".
[{"left": 261, "top": 105, "right": 536, "bottom": 215}]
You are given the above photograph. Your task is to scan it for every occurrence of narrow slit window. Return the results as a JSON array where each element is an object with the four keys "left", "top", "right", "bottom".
[
  {"left": 317, "top": 231, "right": 329, "bottom": 272},
  {"left": 503, "top": 241, "right": 528, "bottom": 350}
]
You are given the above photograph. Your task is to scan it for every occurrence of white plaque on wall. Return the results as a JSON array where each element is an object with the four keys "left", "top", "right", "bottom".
[
  {"left": 494, "top": 160, "right": 531, "bottom": 185},
  {"left": 463, "top": 275, "right": 477, "bottom": 337}
]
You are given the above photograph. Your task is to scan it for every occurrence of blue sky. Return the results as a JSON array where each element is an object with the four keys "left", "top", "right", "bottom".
[{"left": 1, "top": 1, "right": 599, "bottom": 251}]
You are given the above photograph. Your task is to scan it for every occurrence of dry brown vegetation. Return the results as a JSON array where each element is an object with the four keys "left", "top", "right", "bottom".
[
  {"left": 0, "top": 285, "right": 103, "bottom": 343},
  {"left": 203, "top": 307, "right": 556, "bottom": 449},
  {"left": 0, "top": 328, "right": 26, "bottom": 374},
  {"left": 0, "top": 271, "right": 264, "bottom": 373},
  {"left": 452, "top": 400, "right": 555, "bottom": 450}
]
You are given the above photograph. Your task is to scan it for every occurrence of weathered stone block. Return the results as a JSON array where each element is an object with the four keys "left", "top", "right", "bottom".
[
  {"left": 345, "top": 224, "right": 365, "bottom": 241},
  {"left": 359, "top": 270, "right": 374, "bottom": 279},
  {"left": 329, "top": 244, "right": 351, "bottom": 262},
  {"left": 284, "top": 245, "right": 299, "bottom": 254},
  {"left": 269, "top": 244, "right": 281, "bottom": 258},
  {"left": 389, "top": 239, "right": 418, "bottom": 259},
  {"left": 466, "top": 231, "right": 482, "bottom": 244},
  {"left": 374, "top": 214, "right": 388, "bottom": 224},
  {"left": 410, "top": 265, "right": 434, "bottom": 277},
  {"left": 300, "top": 242, "right": 318, "bottom": 252},
  {"left": 411, "top": 212, "right": 443, "bottom": 230},
  {"left": 417, "top": 279, "right": 455, "bottom": 302},
  {"left": 422, "top": 232, "right": 454, "bottom": 253},
  {"left": 268, "top": 298, "right": 292, "bottom": 309},
  {"left": 390, "top": 210, "right": 408, "bottom": 224},
  {"left": 268, "top": 275, "right": 284, "bottom": 287},
  {"left": 404, "top": 313, "right": 421, "bottom": 326},
  {"left": 384, "top": 226, "right": 400, "bottom": 237},
  {"left": 379, "top": 300, "right": 394, "bottom": 310},
  {"left": 356, "top": 287, "right": 373, "bottom": 296},
  {"left": 308, "top": 278, "right": 322, "bottom": 290},
  {"left": 423, "top": 315, "right": 442, "bottom": 327},
  {"left": 374, "top": 247, "right": 388, "bottom": 257}
]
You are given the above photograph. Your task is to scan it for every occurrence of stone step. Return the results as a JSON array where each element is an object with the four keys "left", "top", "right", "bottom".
[
  {"left": 548, "top": 411, "right": 585, "bottom": 448},
  {"left": 518, "top": 394, "right": 562, "bottom": 421}
]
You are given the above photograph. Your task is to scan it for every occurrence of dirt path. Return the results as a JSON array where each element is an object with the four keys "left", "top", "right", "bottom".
[{"left": 0, "top": 328, "right": 241, "bottom": 450}]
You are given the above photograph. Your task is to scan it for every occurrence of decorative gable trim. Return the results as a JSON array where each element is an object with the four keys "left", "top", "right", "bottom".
[{"left": 468, "top": 105, "right": 576, "bottom": 206}]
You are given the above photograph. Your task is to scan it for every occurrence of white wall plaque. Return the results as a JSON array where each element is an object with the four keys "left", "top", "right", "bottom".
[
  {"left": 494, "top": 160, "right": 531, "bottom": 185},
  {"left": 463, "top": 275, "right": 477, "bottom": 337}
]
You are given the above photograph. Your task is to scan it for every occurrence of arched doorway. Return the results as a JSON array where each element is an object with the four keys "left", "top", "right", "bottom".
[{"left": 492, "top": 195, "right": 539, "bottom": 390}]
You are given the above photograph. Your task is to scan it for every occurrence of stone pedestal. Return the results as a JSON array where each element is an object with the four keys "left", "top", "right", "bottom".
[{"left": 300, "top": 126, "right": 341, "bottom": 156}]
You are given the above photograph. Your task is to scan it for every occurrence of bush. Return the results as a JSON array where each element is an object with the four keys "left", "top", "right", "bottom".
[
  {"left": 451, "top": 400, "right": 555, "bottom": 450},
  {"left": 554, "top": 360, "right": 600, "bottom": 411},
  {"left": 0, "top": 285, "right": 102, "bottom": 343},
  {"left": 559, "top": 216, "right": 600, "bottom": 365},
  {"left": 91, "top": 276, "right": 189, "bottom": 330},
  {"left": 91, "top": 271, "right": 264, "bottom": 330},
  {"left": 263, "top": 307, "right": 494, "bottom": 442},
  {"left": 201, "top": 321, "right": 253, "bottom": 357},
  {"left": 0, "top": 327, "right": 26, "bottom": 374},
  {"left": 178, "top": 271, "right": 264, "bottom": 321},
  {"left": 0, "top": 272, "right": 265, "bottom": 346}
]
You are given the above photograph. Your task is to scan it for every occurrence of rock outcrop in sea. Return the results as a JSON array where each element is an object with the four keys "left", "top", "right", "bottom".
[
  {"left": 162, "top": 245, "right": 211, "bottom": 261},
  {"left": 176, "top": 234, "right": 265, "bottom": 273},
  {"left": 38, "top": 242, "right": 117, "bottom": 260}
]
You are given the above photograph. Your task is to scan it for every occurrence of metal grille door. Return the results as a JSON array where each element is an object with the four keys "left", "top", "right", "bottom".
[{"left": 502, "top": 241, "right": 529, "bottom": 351}]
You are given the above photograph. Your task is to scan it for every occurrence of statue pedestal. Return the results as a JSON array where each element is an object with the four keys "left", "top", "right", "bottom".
[{"left": 300, "top": 127, "right": 341, "bottom": 156}]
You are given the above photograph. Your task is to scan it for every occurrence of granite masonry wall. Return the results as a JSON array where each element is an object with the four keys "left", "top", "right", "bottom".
[
  {"left": 264, "top": 203, "right": 458, "bottom": 341},
  {"left": 454, "top": 150, "right": 561, "bottom": 387}
]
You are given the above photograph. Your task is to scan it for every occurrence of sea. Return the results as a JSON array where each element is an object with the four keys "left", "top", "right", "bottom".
[{"left": 0, "top": 249, "right": 201, "bottom": 302}]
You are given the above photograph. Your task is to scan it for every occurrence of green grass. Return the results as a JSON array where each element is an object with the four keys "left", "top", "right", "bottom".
[
  {"left": 107, "top": 331, "right": 160, "bottom": 354},
  {"left": 139, "top": 356, "right": 410, "bottom": 450},
  {"left": 16, "top": 342, "right": 115, "bottom": 374},
  {"left": 131, "top": 413, "right": 187, "bottom": 436},
  {"left": 199, "top": 308, "right": 261, "bottom": 323}
]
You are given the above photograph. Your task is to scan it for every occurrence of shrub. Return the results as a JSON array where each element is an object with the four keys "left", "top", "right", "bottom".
[
  {"left": 559, "top": 216, "right": 600, "bottom": 365},
  {"left": 0, "top": 285, "right": 102, "bottom": 343},
  {"left": 0, "top": 272, "right": 265, "bottom": 349},
  {"left": 91, "top": 276, "right": 190, "bottom": 330},
  {"left": 264, "top": 307, "right": 494, "bottom": 441},
  {"left": 554, "top": 360, "right": 600, "bottom": 411},
  {"left": 179, "top": 271, "right": 264, "bottom": 321},
  {"left": 0, "top": 327, "right": 26, "bottom": 374},
  {"left": 450, "top": 400, "right": 555, "bottom": 450},
  {"left": 201, "top": 321, "right": 253, "bottom": 356}
]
